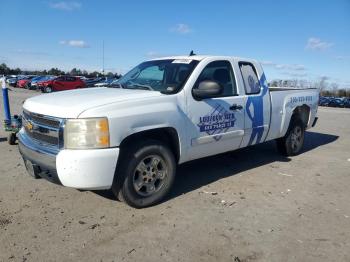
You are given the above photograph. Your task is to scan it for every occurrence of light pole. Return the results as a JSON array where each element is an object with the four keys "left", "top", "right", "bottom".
[{"left": 102, "top": 40, "right": 105, "bottom": 76}]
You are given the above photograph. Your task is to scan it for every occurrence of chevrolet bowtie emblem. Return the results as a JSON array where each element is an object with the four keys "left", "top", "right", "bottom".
[{"left": 26, "top": 121, "right": 33, "bottom": 131}]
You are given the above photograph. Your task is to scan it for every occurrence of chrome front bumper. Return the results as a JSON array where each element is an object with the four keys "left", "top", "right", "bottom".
[
  {"left": 18, "top": 129, "right": 62, "bottom": 185},
  {"left": 18, "top": 128, "right": 120, "bottom": 189}
]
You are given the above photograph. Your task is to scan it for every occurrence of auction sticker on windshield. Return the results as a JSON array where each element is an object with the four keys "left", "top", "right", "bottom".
[{"left": 172, "top": 59, "right": 192, "bottom": 64}]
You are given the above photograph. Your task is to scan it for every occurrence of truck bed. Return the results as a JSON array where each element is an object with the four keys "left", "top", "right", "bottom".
[
  {"left": 265, "top": 87, "right": 319, "bottom": 142},
  {"left": 269, "top": 87, "right": 318, "bottom": 91}
]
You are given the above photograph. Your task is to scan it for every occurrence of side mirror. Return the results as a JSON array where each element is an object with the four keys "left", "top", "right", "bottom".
[{"left": 192, "top": 80, "right": 223, "bottom": 100}]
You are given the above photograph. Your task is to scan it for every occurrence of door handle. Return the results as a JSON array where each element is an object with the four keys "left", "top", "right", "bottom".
[{"left": 229, "top": 104, "right": 243, "bottom": 111}]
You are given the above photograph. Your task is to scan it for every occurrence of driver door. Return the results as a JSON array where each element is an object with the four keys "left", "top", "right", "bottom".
[
  {"left": 53, "top": 76, "right": 66, "bottom": 91},
  {"left": 186, "top": 60, "right": 246, "bottom": 161}
]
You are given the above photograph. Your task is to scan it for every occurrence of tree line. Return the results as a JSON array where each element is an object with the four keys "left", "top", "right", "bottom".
[{"left": 0, "top": 63, "right": 121, "bottom": 78}]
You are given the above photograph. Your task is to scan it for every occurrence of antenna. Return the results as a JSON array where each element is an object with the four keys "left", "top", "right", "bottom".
[{"left": 189, "top": 50, "right": 196, "bottom": 56}]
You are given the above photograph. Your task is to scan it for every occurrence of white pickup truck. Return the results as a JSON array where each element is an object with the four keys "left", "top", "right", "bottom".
[{"left": 19, "top": 55, "right": 319, "bottom": 208}]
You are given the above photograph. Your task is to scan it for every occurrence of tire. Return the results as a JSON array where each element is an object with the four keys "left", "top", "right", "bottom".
[
  {"left": 112, "top": 139, "right": 176, "bottom": 208},
  {"left": 276, "top": 117, "right": 305, "bottom": 156},
  {"left": 24, "top": 160, "right": 41, "bottom": 179},
  {"left": 44, "top": 86, "right": 52, "bottom": 93},
  {"left": 7, "top": 133, "right": 16, "bottom": 145}
]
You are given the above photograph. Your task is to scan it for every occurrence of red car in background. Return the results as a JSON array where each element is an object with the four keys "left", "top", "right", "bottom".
[
  {"left": 16, "top": 76, "right": 35, "bottom": 88},
  {"left": 38, "top": 76, "right": 86, "bottom": 93}
]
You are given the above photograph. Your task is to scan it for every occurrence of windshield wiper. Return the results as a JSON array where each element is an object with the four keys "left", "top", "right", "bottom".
[
  {"left": 107, "top": 82, "right": 123, "bottom": 88},
  {"left": 126, "top": 82, "right": 154, "bottom": 91}
]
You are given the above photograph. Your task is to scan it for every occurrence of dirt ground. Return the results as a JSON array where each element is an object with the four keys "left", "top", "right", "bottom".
[{"left": 0, "top": 87, "right": 349, "bottom": 262}]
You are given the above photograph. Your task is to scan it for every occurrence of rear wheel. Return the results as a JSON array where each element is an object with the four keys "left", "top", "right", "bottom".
[
  {"left": 276, "top": 117, "right": 305, "bottom": 156},
  {"left": 112, "top": 139, "right": 176, "bottom": 208}
]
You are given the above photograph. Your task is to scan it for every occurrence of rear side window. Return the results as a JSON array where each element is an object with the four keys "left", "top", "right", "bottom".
[
  {"left": 195, "top": 60, "right": 237, "bottom": 97},
  {"left": 239, "top": 62, "right": 261, "bottom": 94},
  {"left": 66, "top": 76, "right": 76, "bottom": 81}
]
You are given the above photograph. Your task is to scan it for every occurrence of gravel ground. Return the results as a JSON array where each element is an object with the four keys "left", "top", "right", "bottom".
[{"left": 0, "top": 87, "right": 349, "bottom": 262}]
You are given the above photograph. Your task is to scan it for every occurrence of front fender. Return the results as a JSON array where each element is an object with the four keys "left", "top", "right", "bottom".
[{"left": 78, "top": 95, "right": 187, "bottom": 159}]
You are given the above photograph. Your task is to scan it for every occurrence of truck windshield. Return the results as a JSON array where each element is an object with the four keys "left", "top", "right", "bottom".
[{"left": 114, "top": 59, "right": 199, "bottom": 94}]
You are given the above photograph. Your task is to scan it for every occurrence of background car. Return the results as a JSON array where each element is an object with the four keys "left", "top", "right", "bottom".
[
  {"left": 94, "top": 77, "right": 116, "bottom": 87},
  {"left": 26, "top": 75, "right": 44, "bottom": 89},
  {"left": 319, "top": 97, "right": 329, "bottom": 106},
  {"left": 83, "top": 77, "right": 104, "bottom": 87},
  {"left": 29, "top": 75, "right": 54, "bottom": 90},
  {"left": 16, "top": 76, "right": 35, "bottom": 88},
  {"left": 344, "top": 98, "right": 350, "bottom": 108},
  {"left": 5, "top": 75, "right": 18, "bottom": 83},
  {"left": 39, "top": 75, "right": 86, "bottom": 93},
  {"left": 328, "top": 97, "right": 345, "bottom": 107},
  {"left": 106, "top": 79, "right": 122, "bottom": 88},
  {"left": 7, "top": 76, "right": 21, "bottom": 87}
]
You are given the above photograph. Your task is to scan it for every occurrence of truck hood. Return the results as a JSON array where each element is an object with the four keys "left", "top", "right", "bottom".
[{"left": 23, "top": 87, "right": 163, "bottom": 118}]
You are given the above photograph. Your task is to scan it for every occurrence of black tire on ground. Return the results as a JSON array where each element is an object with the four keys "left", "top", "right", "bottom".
[
  {"left": 7, "top": 133, "right": 16, "bottom": 145},
  {"left": 24, "top": 160, "right": 41, "bottom": 179},
  {"left": 276, "top": 117, "right": 305, "bottom": 156},
  {"left": 112, "top": 139, "right": 176, "bottom": 208},
  {"left": 44, "top": 86, "right": 52, "bottom": 93}
]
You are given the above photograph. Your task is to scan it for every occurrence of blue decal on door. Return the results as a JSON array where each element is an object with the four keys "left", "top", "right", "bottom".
[
  {"left": 198, "top": 103, "right": 236, "bottom": 141},
  {"left": 246, "top": 73, "right": 268, "bottom": 145}
]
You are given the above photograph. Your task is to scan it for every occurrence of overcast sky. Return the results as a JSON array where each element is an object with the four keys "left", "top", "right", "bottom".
[{"left": 0, "top": 0, "right": 349, "bottom": 86}]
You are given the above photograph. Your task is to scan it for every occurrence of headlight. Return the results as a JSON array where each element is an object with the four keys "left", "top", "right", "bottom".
[{"left": 64, "top": 118, "right": 110, "bottom": 149}]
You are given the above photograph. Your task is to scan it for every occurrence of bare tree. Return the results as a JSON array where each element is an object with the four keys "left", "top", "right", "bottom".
[{"left": 330, "top": 83, "right": 339, "bottom": 96}]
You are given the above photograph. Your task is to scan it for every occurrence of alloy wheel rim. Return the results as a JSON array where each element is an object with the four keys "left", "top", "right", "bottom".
[
  {"left": 132, "top": 155, "right": 167, "bottom": 197},
  {"left": 291, "top": 126, "right": 302, "bottom": 152}
]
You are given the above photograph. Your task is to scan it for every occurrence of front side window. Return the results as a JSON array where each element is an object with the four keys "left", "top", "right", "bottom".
[
  {"left": 239, "top": 62, "right": 261, "bottom": 94},
  {"left": 55, "top": 76, "right": 65, "bottom": 81},
  {"left": 194, "top": 60, "right": 237, "bottom": 97},
  {"left": 116, "top": 59, "right": 199, "bottom": 94}
]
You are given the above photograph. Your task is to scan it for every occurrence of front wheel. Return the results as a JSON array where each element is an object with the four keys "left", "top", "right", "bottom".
[
  {"left": 112, "top": 140, "right": 176, "bottom": 208},
  {"left": 44, "top": 86, "right": 52, "bottom": 93},
  {"left": 276, "top": 117, "right": 305, "bottom": 156},
  {"left": 7, "top": 133, "right": 16, "bottom": 145}
]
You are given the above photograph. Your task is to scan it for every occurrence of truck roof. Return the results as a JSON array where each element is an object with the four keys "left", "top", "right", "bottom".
[{"left": 149, "top": 55, "right": 258, "bottom": 64}]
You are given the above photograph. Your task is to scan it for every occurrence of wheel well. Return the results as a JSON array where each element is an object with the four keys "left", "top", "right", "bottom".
[
  {"left": 119, "top": 128, "right": 181, "bottom": 163},
  {"left": 292, "top": 105, "right": 310, "bottom": 127}
]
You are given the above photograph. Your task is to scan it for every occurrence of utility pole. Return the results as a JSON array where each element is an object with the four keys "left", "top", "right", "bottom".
[{"left": 102, "top": 40, "right": 105, "bottom": 76}]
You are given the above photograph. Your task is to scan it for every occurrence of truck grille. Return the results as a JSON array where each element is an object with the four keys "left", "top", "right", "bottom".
[{"left": 22, "top": 110, "right": 63, "bottom": 148}]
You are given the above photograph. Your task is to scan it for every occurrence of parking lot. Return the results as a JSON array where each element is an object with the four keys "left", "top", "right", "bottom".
[{"left": 1, "top": 87, "right": 349, "bottom": 262}]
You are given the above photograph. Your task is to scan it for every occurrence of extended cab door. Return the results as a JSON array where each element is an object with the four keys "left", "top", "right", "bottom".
[
  {"left": 185, "top": 59, "right": 246, "bottom": 161},
  {"left": 238, "top": 62, "right": 271, "bottom": 147}
]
